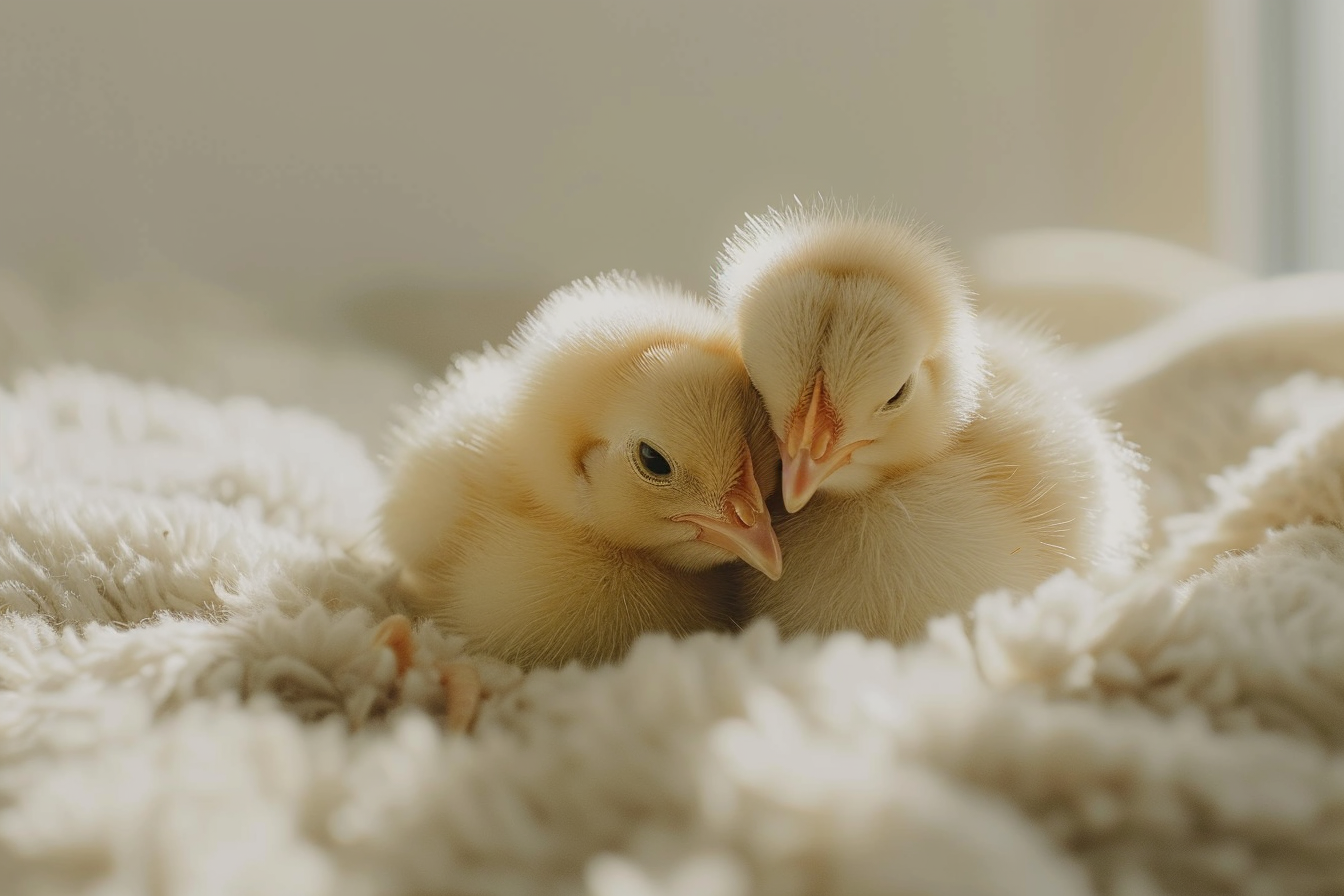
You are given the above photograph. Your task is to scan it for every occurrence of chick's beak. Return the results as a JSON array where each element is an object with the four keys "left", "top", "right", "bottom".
[
  {"left": 779, "top": 373, "right": 873, "bottom": 513},
  {"left": 672, "top": 446, "right": 783, "bottom": 580}
]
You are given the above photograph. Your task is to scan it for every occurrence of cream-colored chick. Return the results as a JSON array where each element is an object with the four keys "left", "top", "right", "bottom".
[
  {"left": 380, "top": 273, "right": 782, "bottom": 669},
  {"left": 712, "top": 203, "right": 1146, "bottom": 642}
]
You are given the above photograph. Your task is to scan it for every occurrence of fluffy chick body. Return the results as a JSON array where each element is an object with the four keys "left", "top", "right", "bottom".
[
  {"left": 381, "top": 274, "right": 780, "bottom": 669},
  {"left": 715, "top": 205, "right": 1146, "bottom": 642}
]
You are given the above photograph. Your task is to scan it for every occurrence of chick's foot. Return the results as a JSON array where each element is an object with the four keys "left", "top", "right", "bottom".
[
  {"left": 373, "top": 614, "right": 485, "bottom": 733},
  {"left": 372, "top": 613, "right": 417, "bottom": 676},
  {"left": 436, "top": 660, "right": 483, "bottom": 733}
]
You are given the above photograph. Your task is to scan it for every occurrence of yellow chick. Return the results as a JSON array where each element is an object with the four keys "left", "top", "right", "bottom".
[
  {"left": 712, "top": 203, "right": 1146, "bottom": 642},
  {"left": 380, "top": 273, "right": 782, "bottom": 669}
]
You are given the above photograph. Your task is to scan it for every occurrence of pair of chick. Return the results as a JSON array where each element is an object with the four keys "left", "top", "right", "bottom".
[{"left": 381, "top": 204, "right": 1146, "bottom": 674}]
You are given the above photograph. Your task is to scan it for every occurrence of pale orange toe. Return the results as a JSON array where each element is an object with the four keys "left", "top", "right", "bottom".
[{"left": 437, "top": 660, "right": 484, "bottom": 733}]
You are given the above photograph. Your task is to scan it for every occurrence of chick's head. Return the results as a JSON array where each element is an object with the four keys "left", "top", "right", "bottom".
[
  {"left": 514, "top": 275, "right": 783, "bottom": 579},
  {"left": 713, "top": 203, "right": 987, "bottom": 511}
]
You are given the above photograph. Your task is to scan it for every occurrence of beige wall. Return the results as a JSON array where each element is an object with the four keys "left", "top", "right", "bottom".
[{"left": 0, "top": 0, "right": 1213, "bottom": 367}]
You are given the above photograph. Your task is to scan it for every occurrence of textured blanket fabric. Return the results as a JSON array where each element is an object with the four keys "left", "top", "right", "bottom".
[{"left": 3, "top": 275, "right": 1344, "bottom": 896}]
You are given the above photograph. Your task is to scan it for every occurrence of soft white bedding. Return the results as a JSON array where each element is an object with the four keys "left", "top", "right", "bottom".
[{"left": 2, "top": 266, "right": 1344, "bottom": 896}]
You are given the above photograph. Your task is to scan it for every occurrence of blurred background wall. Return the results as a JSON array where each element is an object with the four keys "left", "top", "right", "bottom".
[{"left": 0, "top": 0, "right": 1337, "bottom": 373}]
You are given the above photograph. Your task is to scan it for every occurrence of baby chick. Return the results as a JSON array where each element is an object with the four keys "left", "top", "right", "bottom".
[
  {"left": 380, "top": 273, "right": 782, "bottom": 669},
  {"left": 711, "top": 203, "right": 1145, "bottom": 642}
]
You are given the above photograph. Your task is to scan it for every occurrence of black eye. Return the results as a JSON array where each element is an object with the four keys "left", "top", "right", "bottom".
[
  {"left": 886, "top": 378, "right": 911, "bottom": 407},
  {"left": 638, "top": 442, "right": 672, "bottom": 477}
]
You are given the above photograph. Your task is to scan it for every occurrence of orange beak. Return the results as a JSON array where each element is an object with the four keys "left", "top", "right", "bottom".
[
  {"left": 673, "top": 445, "right": 783, "bottom": 580},
  {"left": 779, "top": 373, "right": 872, "bottom": 513}
]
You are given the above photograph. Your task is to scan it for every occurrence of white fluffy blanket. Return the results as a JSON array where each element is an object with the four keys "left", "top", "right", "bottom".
[{"left": 4, "top": 273, "right": 1344, "bottom": 896}]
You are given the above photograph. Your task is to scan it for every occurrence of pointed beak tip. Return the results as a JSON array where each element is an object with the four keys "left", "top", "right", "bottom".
[
  {"left": 675, "top": 510, "right": 783, "bottom": 581},
  {"left": 778, "top": 429, "right": 872, "bottom": 514},
  {"left": 752, "top": 526, "right": 784, "bottom": 581},
  {"left": 779, "top": 452, "right": 824, "bottom": 513},
  {"left": 737, "top": 522, "right": 783, "bottom": 581}
]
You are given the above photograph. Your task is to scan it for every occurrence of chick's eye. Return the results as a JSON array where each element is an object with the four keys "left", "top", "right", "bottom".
[
  {"left": 886, "top": 378, "right": 912, "bottom": 407},
  {"left": 638, "top": 442, "right": 672, "bottom": 477}
]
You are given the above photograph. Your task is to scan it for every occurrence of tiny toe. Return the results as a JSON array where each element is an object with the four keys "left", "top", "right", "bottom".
[
  {"left": 373, "top": 614, "right": 416, "bottom": 677},
  {"left": 437, "top": 661, "right": 483, "bottom": 733}
]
